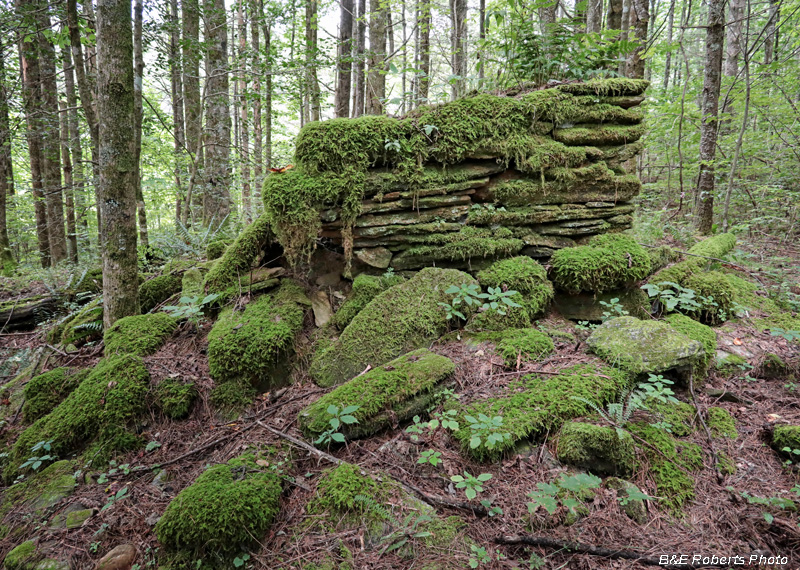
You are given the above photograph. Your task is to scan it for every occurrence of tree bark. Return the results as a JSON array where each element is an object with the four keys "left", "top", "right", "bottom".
[
  {"left": 58, "top": 98, "right": 79, "bottom": 263},
  {"left": 336, "top": 0, "right": 355, "bottom": 117},
  {"left": 183, "top": 0, "right": 203, "bottom": 225},
  {"left": 96, "top": 0, "right": 140, "bottom": 327},
  {"left": 305, "top": 0, "right": 321, "bottom": 122},
  {"left": 36, "top": 5, "right": 68, "bottom": 265},
  {"left": 169, "top": 0, "right": 186, "bottom": 225},
  {"left": 663, "top": 0, "right": 675, "bottom": 90},
  {"left": 694, "top": 0, "right": 725, "bottom": 235},
  {"left": 449, "top": 0, "right": 467, "bottom": 99},
  {"left": 724, "top": 0, "right": 743, "bottom": 77},
  {"left": 62, "top": 43, "right": 89, "bottom": 250},
  {"left": 259, "top": 0, "right": 272, "bottom": 169},
  {"left": 238, "top": 0, "right": 251, "bottom": 223},
  {"left": 607, "top": 0, "right": 623, "bottom": 32},
  {"left": 764, "top": 0, "right": 778, "bottom": 65},
  {"left": 587, "top": 0, "right": 603, "bottom": 32},
  {"left": 418, "top": 0, "right": 430, "bottom": 104},
  {"left": 16, "top": 0, "right": 50, "bottom": 268},
  {"left": 627, "top": 0, "right": 649, "bottom": 79},
  {"left": 366, "top": 0, "right": 388, "bottom": 115},
  {"left": 134, "top": 0, "right": 148, "bottom": 247},
  {"left": 352, "top": 0, "right": 367, "bottom": 116},
  {"left": 0, "top": 38, "right": 15, "bottom": 272},
  {"left": 203, "top": 0, "right": 232, "bottom": 228},
  {"left": 250, "top": 0, "right": 262, "bottom": 208}
]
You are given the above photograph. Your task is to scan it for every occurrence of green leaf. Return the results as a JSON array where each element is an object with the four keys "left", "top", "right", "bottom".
[
  {"left": 477, "top": 473, "right": 492, "bottom": 482},
  {"left": 339, "top": 415, "right": 358, "bottom": 425},
  {"left": 326, "top": 404, "right": 339, "bottom": 415},
  {"left": 465, "top": 488, "right": 477, "bottom": 500},
  {"left": 341, "top": 405, "right": 360, "bottom": 415},
  {"left": 331, "top": 433, "right": 346, "bottom": 443}
]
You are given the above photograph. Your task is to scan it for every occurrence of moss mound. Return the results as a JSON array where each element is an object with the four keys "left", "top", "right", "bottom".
[
  {"left": 22, "top": 367, "right": 90, "bottom": 423},
  {"left": 550, "top": 234, "right": 650, "bottom": 294},
  {"left": 332, "top": 273, "right": 405, "bottom": 329},
  {"left": 209, "top": 380, "right": 258, "bottom": 417},
  {"left": 104, "top": 313, "right": 177, "bottom": 356},
  {"left": 453, "top": 363, "right": 629, "bottom": 461},
  {"left": 772, "top": 425, "right": 800, "bottom": 454},
  {"left": 683, "top": 271, "right": 736, "bottom": 325},
  {"left": 5, "top": 355, "right": 150, "bottom": 481},
  {"left": 309, "top": 463, "right": 386, "bottom": 516},
  {"left": 707, "top": 407, "right": 737, "bottom": 439},
  {"left": 300, "top": 348, "right": 455, "bottom": 442},
  {"left": 476, "top": 256, "right": 554, "bottom": 318},
  {"left": 139, "top": 274, "right": 182, "bottom": 313},
  {"left": 492, "top": 328, "right": 554, "bottom": 367},
  {"left": 51, "top": 297, "right": 103, "bottom": 346},
  {"left": 649, "top": 233, "right": 736, "bottom": 286},
  {"left": 155, "top": 453, "right": 283, "bottom": 559},
  {"left": 663, "top": 313, "right": 717, "bottom": 377},
  {"left": 556, "top": 422, "right": 635, "bottom": 477},
  {"left": 204, "top": 214, "right": 272, "bottom": 292},
  {"left": 155, "top": 378, "right": 197, "bottom": 420},
  {"left": 207, "top": 280, "right": 308, "bottom": 389},
  {"left": 3, "top": 540, "right": 36, "bottom": 570},
  {"left": 310, "top": 267, "right": 476, "bottom": 387},
  {"left": 725, "top": 273, "right": 800, "bottom": 332},
  {"left": 206, "top": 239, "right": 231, "bottom": 261},
  {"left": 0, "top": 460, "right": 76, "bottom": 519}
]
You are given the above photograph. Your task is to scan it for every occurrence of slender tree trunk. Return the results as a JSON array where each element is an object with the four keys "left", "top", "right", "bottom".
[
  {"left": 0, "top": 38, "right": 15, "bottom": 272},
  {"left": 724, "top": 0, "right": 743, "bottom": 78},
  {"left": 62, "top": 43, "right": 89, "bottom": 250},
  {"left": 619, "top": 0, "right": 631, "bottom": 75},
  {"left": 134, "top": 0, "right": 148, "bottom": 247},
  {"left": 96, "top": 0, "right": 140, "bottom": 326},
  {"left": 627, "top": 0, "right": 649, "bottom": 78},
  {"left": 663, "top": 0, "right": 675, "bottom": 90},
  {"left": 695, "top": 0, "right": 725, "bottom": 235},
  {"left": 169, "top": 0, "right": 186, "bottom": 225},
  {"left": 450, "top": 0, "right": 468, "bottom": 99},
  {"left": 36, "top": 5, "right": 67, "bottom": 264},
  {"left": 587, "top": 0, "right": 603, "bottom": 32},
  {"left": 17, "top": 0, "right": 50, "bottom": 267},
  {"left": 352, "top": 0, "right": 367, "bottom": 116},
  {"left": 478, "top": 0, "right": 485, "bottom": 81},
  {"left": 203, "top": 0, "right": 232, "bottom": 228},
  {"left": 58, "top": 98, "right": 78, "bottom": 262},
  {"left": 250, "top": 0, "right": 262, "bottom": 208},
  {"left": 538, "top": 0, "right": 557, "bottom": 35},
  {"left": 238, "top": 0, "right": 251, "bottom": 223},
  {"left": 183, "top": 0, "right": 203, "bottom": 225},
  {"left": 305, "top": 0, "right": 321, "bottom": 122},
  {"left": 259, "top": 0, "right": 272, "bottom": 169},
  {"left": 418, "top": 0, "right": 430, "bottom": 104},
  {"left": 764, "top": 0, "right": 778, "bottom": 65},
  {"left": 336, "top": 0, "right": 355, "bottom": 117},
  {"left": 366, "top": 0, "right": 388, "bottom": 114}
]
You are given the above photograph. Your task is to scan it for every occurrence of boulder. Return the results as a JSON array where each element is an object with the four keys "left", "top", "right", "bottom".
[
  {"left": 556, "top": 422, "right": 635, "bottom": 477},
  {"left": 95, "top": 544, "right": 137, "bottom": 570}
]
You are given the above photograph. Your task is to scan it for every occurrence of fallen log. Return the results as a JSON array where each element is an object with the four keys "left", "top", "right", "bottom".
[{"left": 0, "top": 296, "right": 60, "bottom": 332}]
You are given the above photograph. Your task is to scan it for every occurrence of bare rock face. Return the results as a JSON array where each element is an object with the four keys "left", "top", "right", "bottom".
[{"left": 95, "top": 544, "right": 136, "bottom": 570}]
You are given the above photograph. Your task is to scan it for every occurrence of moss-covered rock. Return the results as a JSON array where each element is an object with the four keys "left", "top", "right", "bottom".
[
  {"left": 707, "top": 407, "right": 737, "bottom": 439},
  {"left": 0, "top": 460, "right": 77, "bottom": 519},
  {"left": 663, "top": 313, "right": 717, "bottom": 377},
  {"left": 53, "top": 297, "right": 103, "bottom": 346},
  {"left": 556, "top": 422, "right": 635, "bottom": 477},
  {"left": 204, "top": 214, "right": 272, "bottom": 292},
  {"left": 772, "top": 425, "right": 800, "bottom": 454},
  {"left": 3, "top": 541, "right": 36, "bottom": 570},
  {"left": 476, "top": 256, "right": 554, "bottom": 318},
  {"left": 181, "top": 267, "right": 205, "bottom": 298},
  {"left": 22, "top": 367, "right": 90, "bottom": 423},
  {"left": 4, "top": 355, "right": 150, "bottom": 481},
  {"left": 300, "top": 349, "right": 454, "bottom": 442},
  {"left": 605, "top": 477, "right": 648, "bottom": 524},
  {"left": 453, "top": 363, "right": 629, "bottom": 461},
  {"left": 332, "top": 273, "right": 405, "bottom": 329},
  {"left": 683, "top": 271, "right": 736, "bottom": 325},
  {"left": 155, "top": 378, "right": 197, "bottom": 419},
  {"left": 757, "top": 353, "right": 795, "bottom": 379},
  {"left": 139, "top": 274, "right": 183, "bottom": 313},
  {"left": 726, "top": 273, "right": 800, "bottom": 333},
  {"left": 489, "top": 328, "right": 554, "bottom": 367},
  {"left": 465, "top": 303, "right": 531, "bottom": 332},
  {"left": 155, "top": 453, "right": 283, "bottom": 560},
  {"left": 587, "top": 316, "right": 704, "bottom": 379},
  {"left": 649, "top": 233, "right": 737, "bottom": 287},
  {"left": 310, "top": 268, "right": 476, "bottom": 387},
  {"left": 206, "top": 239, "right": 231, "bottom": 261},
  {"left": 715, "top": 353, "right": 748, "bottom": 375},
  {"left": 209, "top": 380, "right": 257, "bottom": 418},
  {"left": 550, "top": 234, "right": 650, "bottom": 294},
  {"left": 104, "top": 313, "right": 177, "bottom": 357},
  {"left": 644, "top": 398, "right": 696, "bottom": 437},
  {"left": 207, "top": 280, "right": 308, "bottom": 389},
  {"left": 554, "top": 287, "right": 650, "bottom": 322}
]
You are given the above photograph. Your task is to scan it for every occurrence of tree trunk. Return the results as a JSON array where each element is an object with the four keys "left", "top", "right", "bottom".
[
  {"left": 305, "top": 0, "right": 321, "bottom": 122},
  {"left": 538, "top": 0, "right": 557, "bottom": 36},
  {"left": 418, "top": 0, "right": 430, "bottom": 104},
  {"left": 724, "top": 0, "right": 743, "bottom": 77},
  {"left": 352, "top": 0, "right": 367, "bottom": 116},
  {"left": 169, "top": 0, "right": 186, "bottom": 225},
  {"left": 96, "top": 0, "right": 140, "bottom": 327},
  {"left": 134, "top": 0, "right": 148, "bottom": 247},
  {"left": 238, "top": 0, "right": 251, "bottom": 223},
  {"left": 450, "top": 0, "right": 467, "bottom": 99},
  {"left": 203, "top": 0, "right": 232, "bottom": 228},
  {"left": 607, "top": 0, "right": 622, "bottom": 32},
  {"left": 58, "top": 98, "right": 79, "bottom": 263},
  {"left": 259, "top": 0, "right": 272, "bottom": 169},
  {"left": 619, "top": 0, "right": 631, "bottom": 75},
  {"left": 336, "top": 0, "right": 355, "bottom": 117},
  {"left": 587, "top": 0, "right": 603, "bottom": 32},
  {"left": 16, "top": 0, "right": 50, "bottom": 268},
  {"left": 366, "top": 0, "right": 388, "bottom": 115},
  {"left": 183, "top": 0, "right": 203, "bottom": 225},
  {"left": 764, "top": 0, "right": 778, "bottom": 65},
  {"left": 250, "top": 0, "right": 262, "bottom": 208},
  {"left": 627, "top": 0, "right": 649, "bottom": 79},
  {"left": 0, "top": 38, "right": 15, "bottom": 272},
  {"left": 663, "top": 0, "right": 675, "bottom": 90},
  {"left": 694, "top": 0, "right": 724, "bottom": 235},
  {"left": 62, "top": 43, "right": 89, "bottom": 250},
  {"left": 36, "top": 5, "right": 68, "bottom": 265}
]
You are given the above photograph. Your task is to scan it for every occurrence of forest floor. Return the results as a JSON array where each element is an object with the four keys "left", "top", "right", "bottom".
[{"left": 1, "top": 226, "right": 799, "bottom": 570}]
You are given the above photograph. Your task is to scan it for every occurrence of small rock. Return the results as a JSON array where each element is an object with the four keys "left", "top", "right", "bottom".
[
  {"left": 315, "top": 271, "right": 341, "bottom": 287},
  {"left": 145, "top": 513, "right": 161, "bottom": 527},
  {"left": 355, "top": 247, "right": 392, "bottom": 269},
  {"left": 150, "top": 469, "right": 173, "bottom": 494},
  {"left": 95, "top": 544, "right": 136, "bottom": 570},
  {"left": 311, "top": 290, "right": 332, "bottom": 327},
  {"left": 605, "top": 477, "right": 649, "bottom": 524}
]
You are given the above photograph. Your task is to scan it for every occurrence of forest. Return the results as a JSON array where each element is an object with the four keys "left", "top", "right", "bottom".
[{"left": 0, "top": 0, "right": 799, "bottom": 567}]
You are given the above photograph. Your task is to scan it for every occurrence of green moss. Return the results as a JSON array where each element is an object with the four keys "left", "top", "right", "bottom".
[
  {"left": 647, "top": 245, "right": 681, "bottom": 274},
  {"left": 550, "top": 234, "right": 650, "bottom": 294},
  {"left": 644, "top": 398, "right": 696, "bottom": 437},
  {"left": 155, "top": 453, "right": 283, "bottom": 558},
  {"left": 725, "top": 273, "right": 800, "bottom": 332},
  {"left": 476, "top": 257, "right": 554, "bottom": 318},
  {"left": 57, "top": 297, "right": 103, "bottom": 345},
  {"left": 4, "top": 355, "right": 150, "bottom": 481},
  {"left": 139, "top": 274, "right": 183, "bottom": 313},
  {"left": 649, "top": 233, "right": 737, "bottom": 287},
  {"left": 628, "top": 422, "right": 702, "bottom": 514},
  {"left": 204, "top": 214, "right": 272, "bottom": 292},
  {"left": 206, "top": 240, "right": 230, "bottom": 261},
  {"left": 492, "top": 328, "right": 554, "bottom": 367},
  {"left": 22, "top": 367, "right": 90, "bottom": 423},
  {"left": 209, "top": 380, "right": 257, "bottom": 416},
  {"left": 707, "top": 407, "right": 737, "bottom": 439},
  {"left": 717, "top": 451, "right": 736, "bottom": 475},
  {"left": 310, "top": 268, "right": 476, "bottom": 387},
  {"left": 716, "top": 353, "right": 747, "bottom": 375},
  {"left": 156, "top": 378, "right": 197, "bottom": 420},
  {"left": 104, "top": 313, "right": 177, "bottom": 357},
  {"left": 465, "top": 304, "right": 531, "bottom": 332},
  {"left": 772, "top": 425, "right": 800, "bottom": 453},
  {"left": 333, "top": 273, "right": 405, "bottom": 329},
  {"left": 0, "top": 460, "right": 77, "bottom": 519},
  {"left": 556, "top": 422, "right": 635, "bottom": 477},
  {"left": 300, "top": 349, "right": 454, "bottom": 442},
  {"left": 309, "top": 463, "right": 385, "bottom": 516},
  {"left": 4, "top": 540, "right": 36, "bottom": 570},
  {"left": 488, "top": 175, "right": 641, "bottom": 207},
  {"left": 453, "top": 364, "right": 630, "bottom": 460},
  {"left": 664, "top": 313, "right": 717, "bottom": 377},
  {"left": 556, "top": 78, "right": 649, "bottom": 96},
  {"left": 390, "top": 227, "right": 524, "bottom": 270},
  {"left": 553, "top": 123, "right": 646, "bottom": 146},
  {"left": 683, "top": 271, "right": 736, "bottom": 325},
  {"left": 207, "top": 280, "right": 307, "bottom": 388}
]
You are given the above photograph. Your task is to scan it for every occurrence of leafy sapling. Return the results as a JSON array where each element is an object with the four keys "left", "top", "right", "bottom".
[
  {"left": 451, "top": 471, "right": 492, "bottom": 500},
  {"left": 313, "top": 404, "right": 359, "bottom": 446},
  {"left": 20, "top": 440, "right": 56, "bottom": 472},
  {"left": 162, "top": 294, "right": 221, "bottom": 327},
  {"left": 465, "top": 413, "right": 510, "bottom": 451}
]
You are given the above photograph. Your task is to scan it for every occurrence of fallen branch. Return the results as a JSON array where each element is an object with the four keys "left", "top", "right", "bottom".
[{"left": 495, "top": 535, "right": 730, "bottom": 569}]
